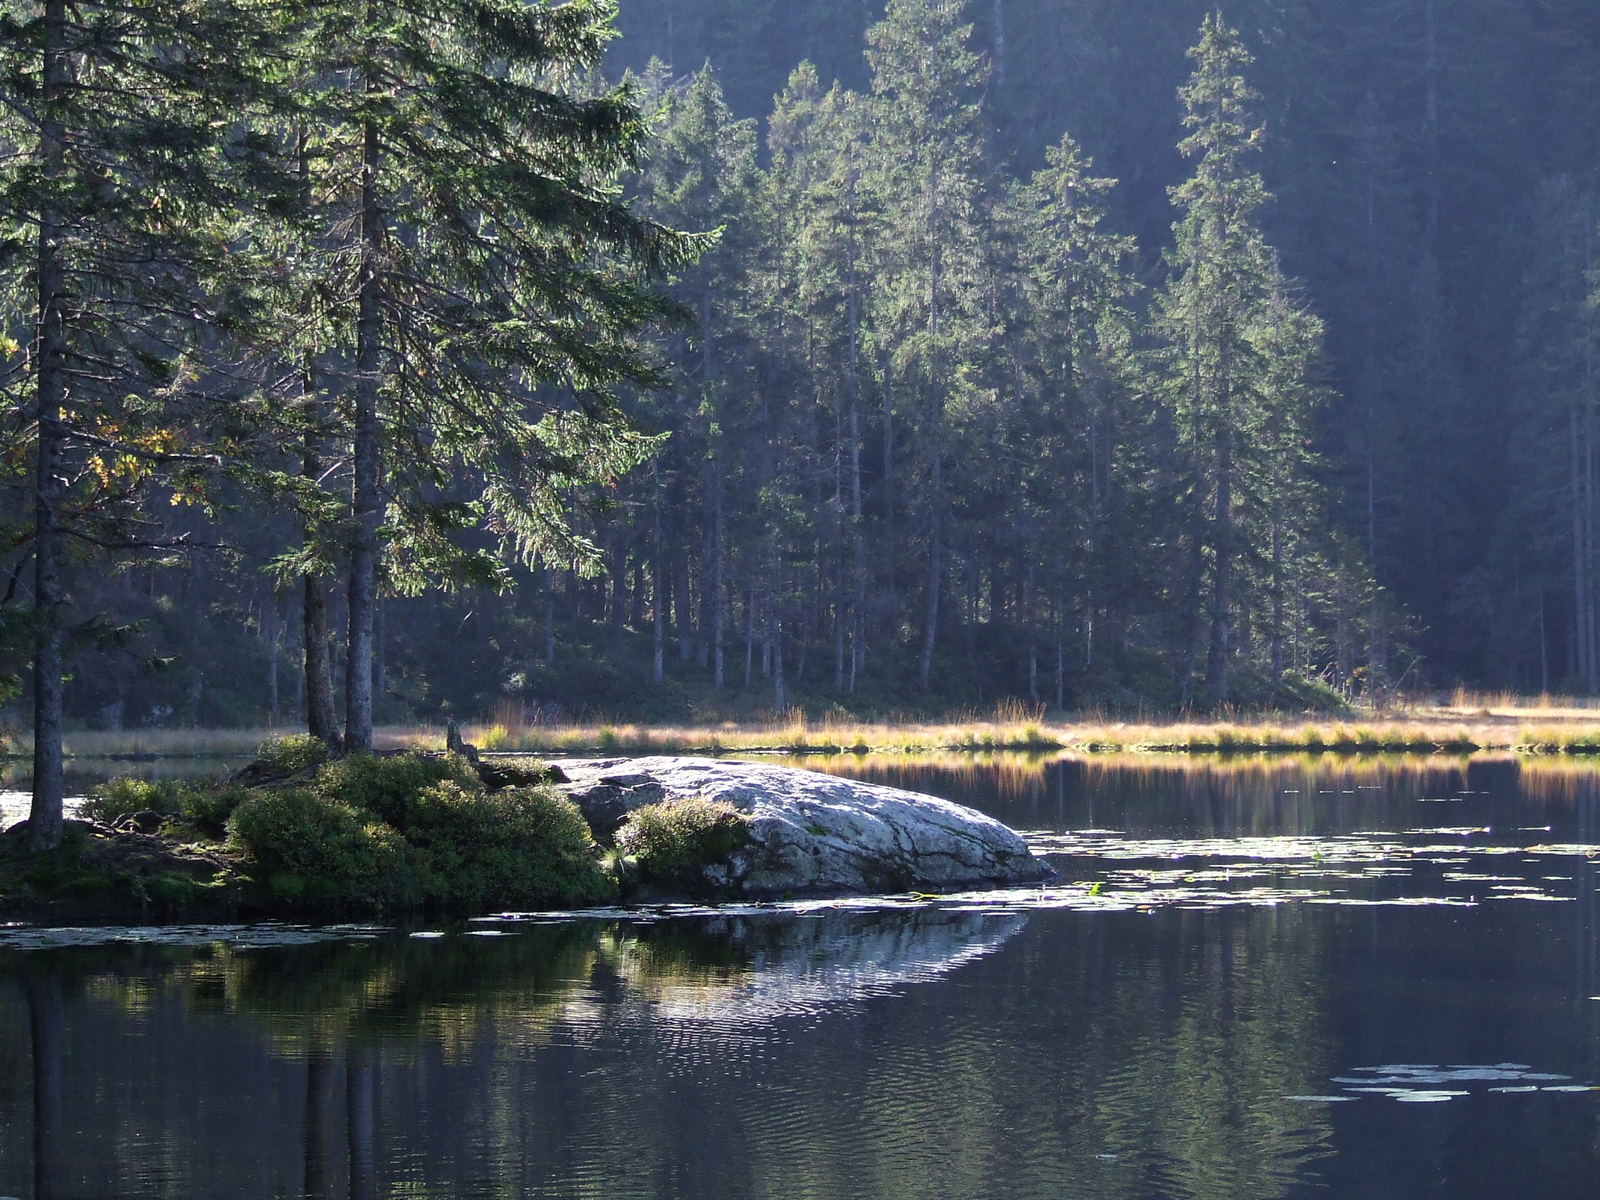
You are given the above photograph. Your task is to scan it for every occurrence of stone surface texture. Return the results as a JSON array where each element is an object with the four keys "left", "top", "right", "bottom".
[{"left": 548, "top": 755, "right": 1051, "bottom": 897}]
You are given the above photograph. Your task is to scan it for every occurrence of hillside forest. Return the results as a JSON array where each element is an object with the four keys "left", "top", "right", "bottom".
[{"left": 6, "top": 0, "right": 1600, "bottom": 748}]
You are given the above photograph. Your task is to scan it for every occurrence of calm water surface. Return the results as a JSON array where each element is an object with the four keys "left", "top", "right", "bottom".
[{"left": 4, "top": 753, "right": 1600, "bottom": 1199}]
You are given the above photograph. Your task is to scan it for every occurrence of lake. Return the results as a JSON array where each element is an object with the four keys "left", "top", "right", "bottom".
[{"left": 4, "top": 752, "right": 1600, "bottom": 1198}]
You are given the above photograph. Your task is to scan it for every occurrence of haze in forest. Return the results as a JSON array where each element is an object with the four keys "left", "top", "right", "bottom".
[{"left": 6, "top": 0, "right": 1600, "bottom": 753}]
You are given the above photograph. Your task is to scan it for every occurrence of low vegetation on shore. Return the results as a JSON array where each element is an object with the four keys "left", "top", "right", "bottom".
[
  {"left": 13, "top": 695, "right": 1600, "bottom": 767},
  {"left": 430, "top": 695, "right": 1600, "bottom": 759},
  {"left": 0, "top": 738, "right": 749, "bottom": 923}
]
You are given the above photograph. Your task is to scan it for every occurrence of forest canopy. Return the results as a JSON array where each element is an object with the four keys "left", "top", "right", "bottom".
[{"left": 4, "top": 0, "right": 1600, "bottom": 769}]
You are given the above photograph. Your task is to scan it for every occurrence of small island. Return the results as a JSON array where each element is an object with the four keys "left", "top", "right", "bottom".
[{"left": 0, "top": 739, "right": 1051, "bottom": 924}]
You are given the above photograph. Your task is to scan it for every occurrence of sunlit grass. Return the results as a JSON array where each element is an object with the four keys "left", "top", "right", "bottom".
[{"left": 19, "top": 694, "right": 1600, "bottom": 762}]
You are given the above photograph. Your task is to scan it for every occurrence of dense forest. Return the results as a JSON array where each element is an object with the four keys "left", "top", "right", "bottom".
[{"left": 6, "top": 0, "right": 1600, "bottom": 749}]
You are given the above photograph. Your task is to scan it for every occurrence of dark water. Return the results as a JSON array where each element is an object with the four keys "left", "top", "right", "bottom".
[{"left": 5, "top": 753, "right": 1600, "bottom": 1199}]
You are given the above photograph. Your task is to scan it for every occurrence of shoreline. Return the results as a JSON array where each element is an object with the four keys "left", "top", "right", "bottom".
[{"left": 11, "top": 718, "right": 1600, "bottom": 762}]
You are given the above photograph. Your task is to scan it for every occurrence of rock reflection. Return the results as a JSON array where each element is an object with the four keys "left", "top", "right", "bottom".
[{"left": 595, "top": 909, "right": 1024, "bottom": 1026}]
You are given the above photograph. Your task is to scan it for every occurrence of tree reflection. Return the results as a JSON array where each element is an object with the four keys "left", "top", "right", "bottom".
[{"left": 26, "top": 970, "right": 64, "bottom": 1200}]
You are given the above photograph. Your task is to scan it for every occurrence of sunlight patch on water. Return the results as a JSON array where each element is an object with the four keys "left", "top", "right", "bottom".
[{"left": 1302, "top": 1064, "right": 1599, "bottom": 1103}]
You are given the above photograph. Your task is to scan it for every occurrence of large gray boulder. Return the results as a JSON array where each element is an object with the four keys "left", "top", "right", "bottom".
[{"left": 549, "top": 755, "right": 1052, "bottom": 898}]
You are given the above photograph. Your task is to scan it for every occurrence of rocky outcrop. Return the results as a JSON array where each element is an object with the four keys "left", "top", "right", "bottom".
[{"left": 549, "top": 755, "right": 1052, "bottom": 898}]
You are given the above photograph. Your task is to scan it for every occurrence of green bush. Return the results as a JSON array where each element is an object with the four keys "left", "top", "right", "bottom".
[
  {"left": 405, "top": 780, "right": 613, "bottom": 909},
  {"left": 81, "top": 777, "right": 182, "bottom": 825},
  {"left": 615, "top": 797, "right": 751, "bottom": 894},
  {"left": 226, "top": 788, "right": 411, "bottom": 907},
  {"left": 312, "top": 752, "right": 478, "bottom": 828},
  {"left": 255, "top": 733, "right": 332, "bottom": 775},
  {"left": 178, "top": 784, "right": 257, "bottom": 838}
]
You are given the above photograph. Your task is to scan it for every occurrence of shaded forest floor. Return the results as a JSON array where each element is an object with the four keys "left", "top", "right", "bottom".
[{"left": 12, "top": 695, "right": 1600, "bottom": 762}]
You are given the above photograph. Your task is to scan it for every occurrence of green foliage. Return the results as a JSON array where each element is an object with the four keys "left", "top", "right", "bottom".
[
  {"left": 311, "top": 753, "right": 478, "bottom": 830},
  {"left": 615, "top": 798, "right": 751, "bottom": 894},
  {"left": 405, "top": 781, "right": 613, "bottom": 910},
  {"left": 177, "top": 784, "right": 257, "bottom": 839},
  {"left": 226, "top": 788, "right": 411, "bottom": 908},
  {"left": 81, "top": 778, "right": 183, "bottom": 825},
  {"left": 255, "top": 734, "right": 331, "bottom": 776}
]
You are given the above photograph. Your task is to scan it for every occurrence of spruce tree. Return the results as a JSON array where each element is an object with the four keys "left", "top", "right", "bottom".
[
  {"left": 861, "top": 0, "right": 993, "bottom": 689},
  {"left": 0, "top": 1, "right": 281, "bottom": 848},
  {"left": 1154, "top": 15, "right": 1326, "bottom": 705},
  {"left": 272, "top": 0, "right": 699, "bottom": 751}
]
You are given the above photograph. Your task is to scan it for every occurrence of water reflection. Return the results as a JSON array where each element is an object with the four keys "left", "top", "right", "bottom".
[
  {"left": 0, "top": 904, "right": 1340, "bottom": 1200},
  {"left": 6, "top": 754, "right": 1600, "bottom": 1198}
]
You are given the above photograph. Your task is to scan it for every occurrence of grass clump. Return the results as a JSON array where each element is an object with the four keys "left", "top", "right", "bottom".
[{"left": 615, "top": 797, "right": 751, "bottom": 895}]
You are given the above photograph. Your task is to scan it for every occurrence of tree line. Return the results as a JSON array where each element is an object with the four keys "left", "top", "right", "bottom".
[
  {"left": 599, "top": 3, "right": 1374, "bottom": 720},
  {"left": 9, "top": 0, "right": 1600, "bottom": 845}
]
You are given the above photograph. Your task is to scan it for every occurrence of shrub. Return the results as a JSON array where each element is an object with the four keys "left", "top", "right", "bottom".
[
  {"left": 405, "top": 780, "right": 612, "bottom": 909},
  {"left": 178, "top": 784, "right": 257, "bottom": 838},
  {"left": 226, "top": 788, "right": 411, "bottom": 907},
  {"left": 615, "top": 797, "right": 751, "bottom": 894},
  {"left": 81, "top": 777, "right": 181, "bottom": 825},
  {"left": 255, "top": 733, "right": 332, "bottom": 776},
  {"left": 312, "top": 752, "right": 478, "bottom": 829}
]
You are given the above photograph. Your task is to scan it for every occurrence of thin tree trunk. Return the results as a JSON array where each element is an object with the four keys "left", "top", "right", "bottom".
[
  {"left": 297, "top": 123, "right": 339, "bottom": 747},
  {"left": 344, "top": 88, "right": 384, "bottom": 754},
  {"left": 28, "top": 0, "right": 68, "bottom": 851},
  {"left": 1270, "top": 510, "right": 1286, "bottom": 680},
  {"left": 652, "top": 466, "right": 664, "bottom": 685},
  {"left": 1205, "top": 370, "right": 1235, "bottom": 705},
  {"left": 266, "top": 589, "right": 282, "bottom": 727},
  {"left": 918, "top": 391, "right": 943, "bottom": 689},
  {"left": 712, "top": 456, "right": 725, "bottom": 688},
  {"left": 544, "top": 568, "right": 557, "bottom": 667},
  {"left": 744, "top": 577, "right": 756, "bottom": 688},
  {"left": 772, "top": 615, "right": 786, "bottom": 715}
]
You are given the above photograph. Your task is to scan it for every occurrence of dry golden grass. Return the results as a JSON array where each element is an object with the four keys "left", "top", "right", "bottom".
[
  {"left": 14, "top": 696, "right": 1600, "bottom": 762},
  {"left": 427, "top": 699, "right": 1600, "bottom": 758}
]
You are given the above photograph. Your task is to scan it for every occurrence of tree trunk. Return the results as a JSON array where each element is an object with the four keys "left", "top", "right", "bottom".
[
  {"left": 772, "top": 615, "right": 786, "bottom": 715},
  {"left": 712, "top": 456, "right": 725, "bottom": 687},
  {"left": 918, "top": 393, "right": 943, "bottom": 689},
  {"left": 265, "top": 588, "right": 282, "bottom": 727},
  {"left": 652, "top": 467, "right": 665, "bottom": 685},
  {"left": 28, "top": 0, "right": 68, "bottom": 851},
  {"left": 345, "top": 99, "right": 384, "bottom": 754},
  {"left": 304, "top": 569, "right": 338, "bottom": 744},
  {"left": 1205, "top": 374, "right": 1235, "bottom": 706}
]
